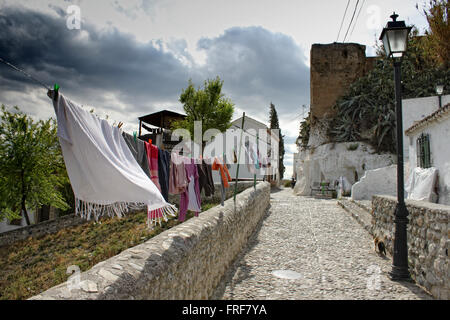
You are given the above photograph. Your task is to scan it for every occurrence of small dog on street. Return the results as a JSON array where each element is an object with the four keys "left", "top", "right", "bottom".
[{"left": 374, "top": 237, "right": 387, "bottom": 256}]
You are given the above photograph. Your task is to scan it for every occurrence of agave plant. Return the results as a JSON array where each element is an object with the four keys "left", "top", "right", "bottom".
[{"left": 327, "top": 32, "right": 450, "bottom": 154}]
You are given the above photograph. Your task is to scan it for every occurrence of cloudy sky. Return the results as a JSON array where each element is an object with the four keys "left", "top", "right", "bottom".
[{"left": 0, "top": 0, "right": 428, "bottom": 178}]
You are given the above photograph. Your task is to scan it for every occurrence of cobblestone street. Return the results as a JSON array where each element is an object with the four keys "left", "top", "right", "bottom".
[{"left": 212, "top": 188, "right": 433, "bottom": 300}]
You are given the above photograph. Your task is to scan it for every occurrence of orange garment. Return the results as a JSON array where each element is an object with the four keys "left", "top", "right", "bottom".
[{"left": 212, "top": 157, "right": 232, "bottom": 188}]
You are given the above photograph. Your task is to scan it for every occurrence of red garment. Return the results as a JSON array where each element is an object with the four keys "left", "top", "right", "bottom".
[
  {"left": 145, "top": 142, "right": 161, "bottom": 191},
  {"left": 212, "top": 157, "right": 232, "bottom": 188}
]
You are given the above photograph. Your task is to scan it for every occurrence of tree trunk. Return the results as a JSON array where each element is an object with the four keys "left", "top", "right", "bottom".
[{"left": 22, "top": 195, "right": 31, "bottom": 226}]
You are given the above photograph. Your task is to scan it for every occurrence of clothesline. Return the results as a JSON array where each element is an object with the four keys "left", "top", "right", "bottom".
[
  {"left": 231, "top": 123, "right": 272, "bottom": 148},
  {"left": 0, "top": 56, "right": 51, "bottom": 91},
  {"left": 1, "top": 57, "right": 268, "bottom": 227}
]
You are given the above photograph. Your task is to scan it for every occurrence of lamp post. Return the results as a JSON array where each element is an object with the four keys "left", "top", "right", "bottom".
[
  {"left": 379, "top": 12, "right": 412, "bottom": 281},
  {"left": 436, "top": 84, "right": 444, "bottom": 108}
]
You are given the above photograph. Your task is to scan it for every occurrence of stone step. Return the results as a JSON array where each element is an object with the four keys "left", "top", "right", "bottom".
[
  {"left": 337, "top": 198, "right": 373, "bottom": 235},
  {"left": 350, "top": 199, "right": 372, "bottom": 214}
]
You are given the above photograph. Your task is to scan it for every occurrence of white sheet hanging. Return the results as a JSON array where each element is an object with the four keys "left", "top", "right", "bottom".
[
  {"left": 405, "top": 167, "right": 438, "bottom": 203},
  {"left": 52, "top": 93, "right": 176, "bottom": 225}
]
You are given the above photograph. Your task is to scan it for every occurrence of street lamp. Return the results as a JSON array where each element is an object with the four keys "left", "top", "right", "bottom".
[
  {"left": 436, "top": 84, "right": 444, "bottom": 108},
  {"left": 379, "top": 12, "right": 412, "bottom": 281}
]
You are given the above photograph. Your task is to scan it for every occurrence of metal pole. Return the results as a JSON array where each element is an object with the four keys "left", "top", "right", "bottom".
[
  {"left": 438, "top": 95, "right": 442, "bottom": 109},
  {"left": 390, "top": 60, "right": 411, "bottom": 281},
  {"left": 234, "top": 113, "right": 245, "bottom": 202},
  {"left": 254, "top": 132, "right": 258, "bottom": 190}
]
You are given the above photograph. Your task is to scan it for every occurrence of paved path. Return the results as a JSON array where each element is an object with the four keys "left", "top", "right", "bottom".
[{"left": 212, "top": 188, "right": 432, "bottom": 300}]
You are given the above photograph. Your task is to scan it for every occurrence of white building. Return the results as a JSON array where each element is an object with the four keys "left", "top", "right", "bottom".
[
  {"left": 405, "top": 103, "right": 450, "bottom": 206},
  {"left": 350, "top": 94, "right": 450, "bottom": 201},
  {"left": 402, "top": 94, "right": 450, "bottom": 163},
  {"left": 0, "top": 210, "right": 37, "bottom": 233},
  {"left": 204, "top": 115, "right": 280, "bottom": 185}
]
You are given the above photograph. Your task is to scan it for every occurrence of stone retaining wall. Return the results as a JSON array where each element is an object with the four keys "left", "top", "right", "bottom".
[
  {"left": 371, "top": 195, "right": 449, "bottom": 299},
  {"left": 0, "top": 214, "right": 87, "bottom": 247},
  {"left": 0, "top": 182, "right": 254, "bottom": 248},
  {"left": 30, "top": 182, "right": 271, "bottom": 300}
]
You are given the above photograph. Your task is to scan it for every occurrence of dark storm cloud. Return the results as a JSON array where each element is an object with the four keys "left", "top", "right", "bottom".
[
  {"left": 0, "top": 6, "right": 309, "bottom": 126},
  {"left": 0, "top": 5, "right": 196, "bottom": 114},
  {"left": 197, "top": 26, "right": 310, "bottom": 122}
]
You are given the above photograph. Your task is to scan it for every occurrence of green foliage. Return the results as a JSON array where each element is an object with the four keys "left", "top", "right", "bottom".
[
  {"left": 269, "top": 103, "right": 285, "bottom": 180},
  {"left": 297, "top": 111, "right": 311, "bottom": 150},
  {"left": 172, "top": 77, "right": 235, "bottom": 141},
  {"left": 419, "top": 0, "right": 450, "bottom": 68},
  {"left": 328, "top": 26, "right": 450, "bottom": 153},
  {"left": 0, "top": 105, "right": 69, "bottom": 224}
]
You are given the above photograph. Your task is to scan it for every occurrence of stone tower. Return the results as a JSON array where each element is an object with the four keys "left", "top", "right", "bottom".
[
  {"left": 310, "top": 42, "right": 376, "bottom": 120},
  {"left": 308, "top": 42, "right": 376, "bottom": 146}
]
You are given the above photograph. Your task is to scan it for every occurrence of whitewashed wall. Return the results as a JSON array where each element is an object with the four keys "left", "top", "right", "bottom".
[
  {"left": 402, "top": 94, "right": 450, "bottom": 161},
  {"left": 407, "top": 115, "right": 450, "bottom": 206},
  {"left": 294, "top": 142, "right": 395, "bottom": 196},
  {"left": 0, "top": 211, "right": 37, "bottom": 234}
]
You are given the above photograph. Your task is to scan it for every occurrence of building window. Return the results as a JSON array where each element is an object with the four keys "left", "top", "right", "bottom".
[{"left": 417, "top": 133, "right": 431, "bottom": 168}]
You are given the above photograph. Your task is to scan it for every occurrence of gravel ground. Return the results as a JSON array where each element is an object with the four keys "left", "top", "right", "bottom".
[{"left": 212, "top": 188, "right": 433, "bottom": 300}]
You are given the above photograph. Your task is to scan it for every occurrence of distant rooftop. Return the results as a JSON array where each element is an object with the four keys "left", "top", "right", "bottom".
[
  {"left": 138, "top": 110, "right": 186, "bottom": 129},
  {"left": 405, "top": 103, "right": 450, "bottom": 136}
]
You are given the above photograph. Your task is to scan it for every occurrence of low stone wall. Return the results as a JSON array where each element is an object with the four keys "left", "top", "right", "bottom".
[
  {"left": 30, "top": 182, "right": 271, "bottom": 300},
  {"left": 0, "top": 182, "right": 254, "bottom": 248},
  {"left": 0, "top": 214, "right": 87, "bottom": 247},
  {"left": 371, "top": 195, "right": 449, "bottom": 300}
]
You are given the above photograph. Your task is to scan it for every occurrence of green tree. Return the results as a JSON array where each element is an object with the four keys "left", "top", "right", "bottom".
[
  {"left": 172, "top": 77, "right": 235, "bottom": 146},
  {"left": 297, "top": 111, "right": 311, "bottom": 150},
  {"left": 418, "top": 0, "right": 450, "bottom": 68},
  {"left": 328, "top": 23, "right": 450, "bottom": 153},
  {"left": 269, "top": 103, "right": 285, "bottom": 180},
  {"left": 0, "top": 105, "right": 69, "bottom": 225}
]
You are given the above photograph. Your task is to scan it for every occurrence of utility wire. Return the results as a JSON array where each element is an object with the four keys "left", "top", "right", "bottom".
[
  {"left": 349, "top": 0, "right": 366, "bottom": 40},
  {"left": 0, "top": 56, "right": 51, "bottom": 91},
  {"left": 343, "top": 0, "right": 360, "bottom": 43},
  {"left": 231, "top": 123, "right": 272, "bottom": 147},
  {"left": 336, "top": 0, "right": 351, "bottom": 42}
]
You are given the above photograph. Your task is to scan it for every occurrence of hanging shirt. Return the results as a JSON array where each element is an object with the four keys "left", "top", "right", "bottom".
[
  {"left": 122, "top": 132, "right": 151, "bottom": 179},
  {"left": 212, "top": 157, "right": 232, "bottom": 188},
  {"left": 169, "top": 152, "right": 188, "bottom": 195},
  {"left": 157, "top": 149, "right": 171, "bottom": 201},
  {"left": 197, "top": 160, "right": 215, "bottom": 197},
  {"left": 145, "top": 142, "right": 161, "bottom": 192},
  {"left": 179, "top": 157, "right": 201, "bottom": 221},
  {"left": 51, "top": 93, "right": 176, "bottom": 225}
]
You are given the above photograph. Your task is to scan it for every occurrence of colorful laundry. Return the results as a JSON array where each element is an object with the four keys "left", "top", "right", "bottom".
[
  {"left": 179, "top": 157, "right": 201, "bottom": 221},
  {"left": 212, "top": 157, "right": 232, "bottom": 188},
  {"left": 169, "top": 152, "right": 188, "bottom": 195},
  {"left": 197, "top": 160, "right": 215, "bottom": 197},
  {"left": 145, "top": 141, "right": 162, "bottom": 191},
  {"left": 122, "top": 131, "right": 151, "bottom": 179},
  {"left": 158, "top": 149, "right": 171, "bottom": 201},
  {"left": 51, "top": 93, "right": 176, "bottom": 226}
]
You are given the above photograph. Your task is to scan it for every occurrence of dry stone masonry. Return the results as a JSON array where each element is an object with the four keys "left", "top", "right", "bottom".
[
  {"left": 30, "top": 182, "right": 270, "bottom": 300},
  {"left": 0, "top": 182, "right": 253, "bottom": 248},
  {"left": 372, "top": 195, "right": 449, "bottom": 299}
]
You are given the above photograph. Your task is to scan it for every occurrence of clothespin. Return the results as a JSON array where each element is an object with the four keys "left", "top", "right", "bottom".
[
  {"left": 133, "top": 131, "right": 137, "bottom": 142},
  {"left": 149, "top": 139, "right": 152, "bottom": 145},
  {"left": 47, "top": 83, "right": 60, "bottom": 101},
  {"left": 118, "top": 122, "right": 123, "bottom": 129},
  {"left": 53, "top": 83, "right": 60, "bottom": 102}
]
